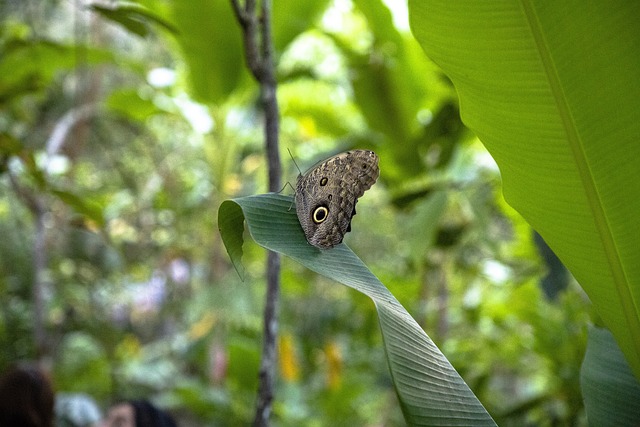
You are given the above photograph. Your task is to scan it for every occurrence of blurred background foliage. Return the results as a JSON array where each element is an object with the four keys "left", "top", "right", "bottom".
[{"left": 0, "top": 0, "right": 593, "bottom": 425}]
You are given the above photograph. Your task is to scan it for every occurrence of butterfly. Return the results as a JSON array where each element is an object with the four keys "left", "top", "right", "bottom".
[{"left": 294, "top": 150, "right": 379, "bottom": 249}]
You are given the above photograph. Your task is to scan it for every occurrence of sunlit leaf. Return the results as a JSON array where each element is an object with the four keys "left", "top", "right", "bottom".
[
  {"left": 51, "top": 189, "right": 105, "bottom": 226},
  {"left": 90, "top": 3, "right": 178, "bottom": 38},
  {"left": 409, "top": 0, "right": 640, "bottom": 379},
  {"left": 171, "top": 0, "right": 246, "bottom": 103},
  {"left": 272, "top": 0, "right": 331, "bottom": 51},
  {"left": 106, "top": 89, "right": 161, "bottom": 122}
]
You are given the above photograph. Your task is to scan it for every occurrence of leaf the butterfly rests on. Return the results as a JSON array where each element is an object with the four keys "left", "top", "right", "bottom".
[{"left": 294, "top": 150, "right": 379, "bottom": 249}]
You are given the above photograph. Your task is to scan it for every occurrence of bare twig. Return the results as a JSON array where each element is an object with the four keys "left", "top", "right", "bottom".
[
  {"left": 229, "top": 0, "right": 248, "bottom": 25},
  {"left": 231, "top": 0, "right": 265, "bottom": 82},
  {"left": 259, "top": 0, "right": 280, "bottom": 193},
  {"left": 229, "top": 0, "right": 281, "bottom": 425}
]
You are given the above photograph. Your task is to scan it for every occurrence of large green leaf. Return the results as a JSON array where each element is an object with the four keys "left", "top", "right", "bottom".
[
  {"left": 171, "top": 0, "right": 246, "bottom": 103},
  {"left": 272, "top": 0, "right": 331, "bottom": 52},
  {"left": 580, "top": 326, "right": 640, "bottom": 426},
  {"left": 218, "top": 193, "right": 496, "bottom": 426},
  {"left": 409, "top": 0, "right": 640, "bottom": 380}
]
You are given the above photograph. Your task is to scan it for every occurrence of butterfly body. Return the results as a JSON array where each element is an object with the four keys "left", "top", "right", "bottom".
[{"left": 295, "top": 150, "right": 379, "bottom": 249}]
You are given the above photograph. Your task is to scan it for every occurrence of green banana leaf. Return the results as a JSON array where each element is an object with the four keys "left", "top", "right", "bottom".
[
  {"left": 408, "top": 0, "right": 640, "bottom": 382},
  {"left": 218, "top": 193, "right": 496, "bottom": 426},
  {"left": 580, "top": 326, "right": 640, "bottom": 426}
]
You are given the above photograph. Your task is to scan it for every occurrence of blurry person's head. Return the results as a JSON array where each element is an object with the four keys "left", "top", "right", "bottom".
[
  {"left": 101, "top": 399, "right": 176, "bottom": 427},
  {"left": 101, "top": 401, "right": 134, "bottom": 427},
  {"left": 0, "top": 365, "right": 55, "bottom": 427}
]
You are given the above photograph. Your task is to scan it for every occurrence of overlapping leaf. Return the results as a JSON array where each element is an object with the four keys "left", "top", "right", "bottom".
[
  {"left": 409, "top": 0, "right": 640, "bottom": 380},
  {"left": 581, "top": 326, "right": 640, "bottom": 426}
]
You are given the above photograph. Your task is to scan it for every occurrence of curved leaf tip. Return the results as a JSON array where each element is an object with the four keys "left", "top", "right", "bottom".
[{"left": 218, "top": 199, "right": 247, "bottom": 280}]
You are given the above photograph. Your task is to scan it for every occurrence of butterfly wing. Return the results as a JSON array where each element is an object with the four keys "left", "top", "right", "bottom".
[{"left": 295, "top": 150, "right": 379, "bottom": 249}]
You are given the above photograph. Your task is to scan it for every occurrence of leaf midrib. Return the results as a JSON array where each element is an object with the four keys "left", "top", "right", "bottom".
[{"left": 520, "top": 0, "right": 640, "bottom": 358}]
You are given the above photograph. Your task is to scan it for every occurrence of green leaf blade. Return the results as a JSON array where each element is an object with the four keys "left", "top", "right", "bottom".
[
  {"left": 377, "top": 303, "right": 493, "bottom": 426},
  {"left": 409, "top": 0, "right": 640, "bottom": 378},
  {"left": 580, "top": 326, "right": 640, "bottom": 426},
  {"left": 51, "top": 189, "right": 104, "bottom": 226},
  {"left": 218, "top": 200, "right": 247, "bottom": 280},
  {"left": 218, "top": 193, "right": 496, "bottom": 426},
  {"left": 171, "top": 0, "right": 246, "bottom": 103}
]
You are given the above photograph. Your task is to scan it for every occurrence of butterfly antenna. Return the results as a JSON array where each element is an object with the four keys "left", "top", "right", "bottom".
[
  {"left": 285, "top": 148, "right": 300, "bottom": 211},
  {"left": 276, "top": 181, "right": 295, "bottom": 194},
  {"left": 288, "top": 148, "right": 303, "bottom": 175}
]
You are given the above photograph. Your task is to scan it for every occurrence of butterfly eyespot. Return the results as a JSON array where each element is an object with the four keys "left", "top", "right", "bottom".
[
  {"left": 328, "top": 194, "right": 332, "bottom": 201},
  {"left": 313, "top": 206, "right": 328, "bottom": 224},
  {"left": 320, "top": 177, "right": 328, "bottom": 186}
]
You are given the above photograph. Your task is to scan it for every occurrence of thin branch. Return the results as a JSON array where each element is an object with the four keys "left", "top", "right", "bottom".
[
  {"left": 259, "top": 0, "right": 281, "bottom": 193},
  {"left": 254, "top": 251, "right": 280, "bottom": 426},
  {"left": 259, "top": 0, "right": 275, "bottom": 86},
  {"left": 231, "top": 0, "right": 263, "bottom": 81},
  {"left": 230, "top": 0, "right": 249, "bottom": 27},
  {"left": 229, "top": 0, "right": 282, "bottom": 426}
]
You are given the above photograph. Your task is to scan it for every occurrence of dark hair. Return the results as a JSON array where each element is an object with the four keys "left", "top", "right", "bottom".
[
  {"left": 0, "top": 366, "right": 55, "bottom": 427},
  {"left": 129, "top": 399, "right": 177, "bottom": 427}
]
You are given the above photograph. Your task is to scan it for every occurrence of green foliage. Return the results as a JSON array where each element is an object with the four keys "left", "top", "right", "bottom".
[
  {"left": 171, "top": 0, "right": 246, "bottom": 103},
  {"left": 410, "top": 0, "right": 640, "bottom": 379},
  {"left": 219, "top": 193, "right": 495, "bottom": 425},
  {"left": 581, "top": 327, "right": 640, "bottom": 426},
  {"left": 89, "top": 3, "right": 178, "bottom": 37},
  {"left": 0, "top": 0, "right": 630, "bottom": 425},
  {"left": 408, "top": 0, "right": 640, "bottom": 424},
  {"left": 54, "top": 332, "right": 112, "bottom": 401}
]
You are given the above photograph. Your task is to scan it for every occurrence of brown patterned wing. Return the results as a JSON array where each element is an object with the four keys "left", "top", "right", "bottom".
[{"left": 295, "top": 150, "right": 379, "bottom": 249}]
